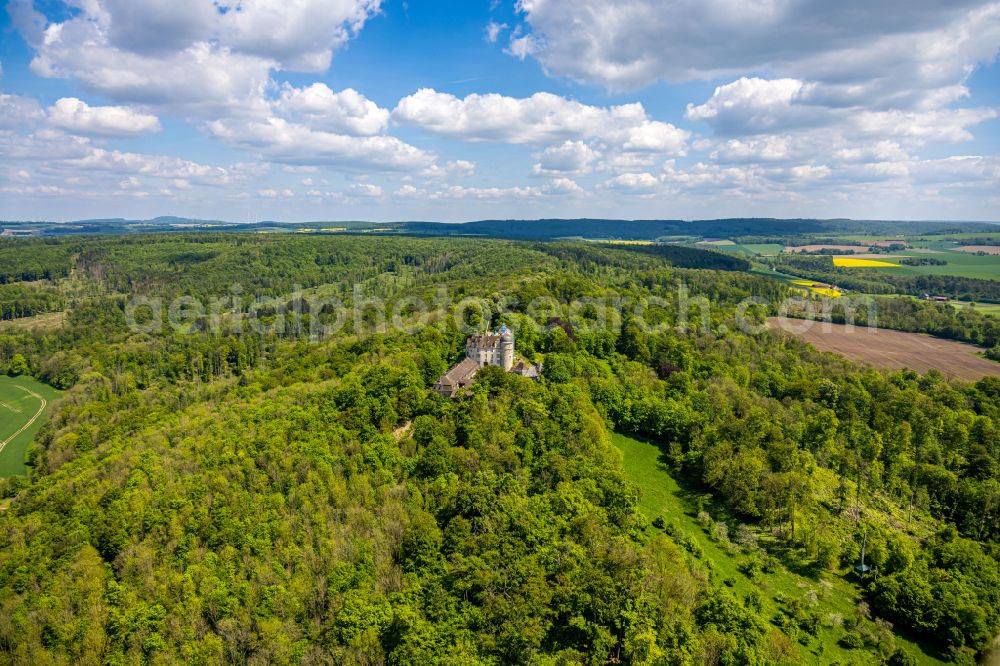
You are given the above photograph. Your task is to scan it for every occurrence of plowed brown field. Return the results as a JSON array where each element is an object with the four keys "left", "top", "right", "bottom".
[{"left": 768, "top": 317, "right": 1000, "bottom": 381}]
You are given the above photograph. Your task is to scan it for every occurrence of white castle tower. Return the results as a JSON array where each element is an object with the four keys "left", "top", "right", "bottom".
[
  {"left": 434, "top": 324, "right": 538, "bottom": 397},
  {"left": 499, "top": 324, "right": 514, "bottom": 371}
]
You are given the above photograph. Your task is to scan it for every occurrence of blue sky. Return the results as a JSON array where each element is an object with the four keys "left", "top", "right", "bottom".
[{"left": 1, "top": 0, "right": 999, "bottom": 222}]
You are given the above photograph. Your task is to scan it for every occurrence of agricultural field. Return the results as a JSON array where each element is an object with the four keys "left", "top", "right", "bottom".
[
  {"left": 748, "top": 268, "right": 842, "bottom": 297},
  {"left": 952, "top": 301, "right": 1000, "bottom": 316},
  {"left": 785, "top": 244, "right": 873, "bottom": 253},
  {"left": 612, "top": 433, "right": 942, "bottom": 665},
  {"left": 789, "top": 279, "right": 842, "bottom": 297},
  {"left": 954, "top": 245, "right": 1000, "bottom": 255},
  {"left": 768, "top": 317, "right": 1000, "bottom": 381},
  {"left": 832, "top": 253, "right": 906, "bottom": 260},
  {"left": 727, "top": 235, "right": 999, "bottom": 281},
  {"left": 736, "top": 242, "right": 785, "bottom": 256},
  {"left": 911, "top": 232, "right": 1000, "bottom": 243},
  {"left": 797, "top": 250, "right": 1000, "bottom": 280},
  {"left": 0, "top": 375, "right": 61, "bottom": 476},
  {"left": 874, "top": 249, "right": 1000, "bottom": 279},
  {"left": 833, "top": 257, "right": 900, "bottom": 268},
  {"left": 810, "top": 237, "right": 910, "bottom": 246}
]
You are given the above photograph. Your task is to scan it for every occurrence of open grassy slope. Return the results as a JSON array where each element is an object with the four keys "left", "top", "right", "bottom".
[
  {"left": 0, "top": 375, "right": 61, "bottom": 476},
  {"left": 612, "top": 433, "right": 946, "bottom": 666}
]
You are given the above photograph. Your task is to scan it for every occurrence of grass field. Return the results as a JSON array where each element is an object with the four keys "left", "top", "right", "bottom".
[
  {"left": 0, "top": 375, "right": 61, "bottom": 476},
  {"left": 0, "top": 310, "right": 68, "bottom": 333},
  {"left": 735, "top": 243, "right": 785, "bottom": 256},
  {"left": 827, "top": 235, "right": 910, "bottom": 243},
  {"left": 814, "top": 242, "right": 1000, "bottom": 279},
  {"left": 611, "top": 433, "right": 942, "bottom": 665},
  {"left": 743, "top": 237, "right": 1000, "bottom": 280},
  {"left": 911, "top": 233, "right": 1000, "bottom": 242},
  {"left": 788, "top": 244, "right": 873, "bottom": 254},
  {"left": 796, "top": 249, "right": 1000, "bottom": 280},
  {"left": 869, "top": 249, "right": 1000, "bottom": 280},
  {"left": 952, "top": 301, "right": 1000, "bottom": 316}
]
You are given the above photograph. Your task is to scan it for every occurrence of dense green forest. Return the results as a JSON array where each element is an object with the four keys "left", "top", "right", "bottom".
[
  {"left": 0, "top": 240, "right": 76, "bottom": 284},
  {"left": 0, "top": 283, "right": 64, "bottom": 321},
  {"left": 0, "top": 234, "right": 998, "bottom": 665}
]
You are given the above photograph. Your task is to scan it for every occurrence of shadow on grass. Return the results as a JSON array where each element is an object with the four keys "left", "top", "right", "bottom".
[{"left": 624, "top": 431, "right": 747, "bottom": 529}]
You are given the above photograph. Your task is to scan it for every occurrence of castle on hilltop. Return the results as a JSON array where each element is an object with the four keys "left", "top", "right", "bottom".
[{"left": 433, "top": 324, "right": 539, "bottom": 398}]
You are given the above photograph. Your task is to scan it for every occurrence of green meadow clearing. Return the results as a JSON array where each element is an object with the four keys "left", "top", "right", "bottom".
[
  {"left": 954, "top": 301, "right": 1000, "bottom": 316},
  {"left": 611, "top": 432, "right": 945, "bottom": 666},
  {"left": 872, "top": 249, "right": 1000, "bottom": 280},
  {"left": 0, "top": 375, "right": 61, "bottom": 476},
  {"left": 732, "top": 238, "right": 1000, "bottom": 281},
  {"left": 735, "top": 242, "right": 786, "bottom": 256}
]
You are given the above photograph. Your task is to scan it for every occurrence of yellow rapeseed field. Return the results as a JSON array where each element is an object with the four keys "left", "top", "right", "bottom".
[
  {"left": 788, "top": 279, "right": 841, "bottom": 297},
  {"left": 832, "top": 257, "right": 900, "bottom": 267}
]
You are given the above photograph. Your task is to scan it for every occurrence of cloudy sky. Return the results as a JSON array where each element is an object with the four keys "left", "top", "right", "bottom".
[{"left": 1, "top": 0, "right": 999, "bottom": 222}]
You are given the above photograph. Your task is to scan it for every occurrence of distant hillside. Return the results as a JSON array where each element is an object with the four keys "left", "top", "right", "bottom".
[
  {"left": 537, "top": 241, "right": 752, "bottom": 272},
  {"left": 395, "top": 218, "right": 999, "bottom": 240},
  {"left": 2, "top": 216, "right": 995, "bottom": 239}
]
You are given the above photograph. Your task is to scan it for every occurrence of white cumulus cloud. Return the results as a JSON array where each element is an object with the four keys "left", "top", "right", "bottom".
[
  {"left": 12, "top": 0, "right": 382, "bottom": 114},
  {"left": 47, "top": 97, "right": 161, "bottom": 136},
  {"left": 512, "top": 0, "right": 1000, "bottom": 98},
  {"left": 207, "top": 117, "right": 436, "bottom": 171},
  {"left": 532, "top": 141, "right": 599, "bottom": 175},
  {"left": 0, "top": 92, "right": 45, "bottom": 129},
  {"left": 276, "top": 84, "right": 389, "bottom": 136},
  {"left": 393, "top": 88, "right": 688, "bottom": 154},
  {"left": 603, "top": 172, "right": 661, "bottom": 194},
  {"left": 685, "top": 78, "right": 818, "bottom": 134}
]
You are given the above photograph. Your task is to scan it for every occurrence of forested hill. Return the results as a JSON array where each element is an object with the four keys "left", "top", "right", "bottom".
[
  {"left": 0, "top": 234, "right": 998, "bottom": 664},
  {"left": 538, "top": 242, "right": 751, "bottom": 271},
  {"left": 398, "top": 217, "right": 998, "bottom": 239},
  {"left": 3, "top": 216, "right": 996, "bottom": 239}
]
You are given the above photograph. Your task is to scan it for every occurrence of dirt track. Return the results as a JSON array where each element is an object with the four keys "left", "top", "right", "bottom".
[
  {"left": 0, "top": 385, "right": 46, "bottom": 456},
  {"left": 768, "top": 317, "right": 1000, "bottom": 381}
]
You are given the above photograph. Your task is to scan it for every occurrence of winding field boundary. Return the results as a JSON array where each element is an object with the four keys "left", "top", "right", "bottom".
[{"left": 0, "top": 385, "right": 46, "bottom": 456}]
